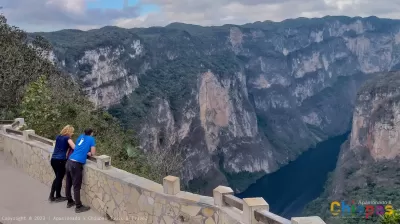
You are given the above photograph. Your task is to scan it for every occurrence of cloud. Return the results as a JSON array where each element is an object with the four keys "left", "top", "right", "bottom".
[
  {"left": 2, "top": 0, "right": 400, "bottom": 32},
  {"left": 1, "top": 0, "right": 141, "bottom": 31}
]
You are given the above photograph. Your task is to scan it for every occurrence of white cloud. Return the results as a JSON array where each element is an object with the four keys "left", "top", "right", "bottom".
[
  {"left": 2, "top": 0, "right": 400, "bottom": 31},
  {"left": 114, "top": 14, "right": 153, "bottom": 28},
  {"left": 45, "top": 0, "right": 86, "bottom": 14},
  {"left": 116, "top": 0, "right": 400, "bottom": 28},
  {"left": 1, "top": 0, "right": 141, "bottom": 31}
]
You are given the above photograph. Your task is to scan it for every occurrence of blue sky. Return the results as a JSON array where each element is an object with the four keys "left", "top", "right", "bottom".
[
  {"left": 87, "top": 0, "right": 160, "bottom": 15},
  {"left": 2, "top": 0, "right": 400, "bottom": 32},
  {"left": 87, "top": 0, "right": 132, "bottom": 9}
]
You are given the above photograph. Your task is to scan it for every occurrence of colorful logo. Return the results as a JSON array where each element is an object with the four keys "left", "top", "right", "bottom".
[{"left": 330, "top": 200, "right": 394, "bottom": 219}]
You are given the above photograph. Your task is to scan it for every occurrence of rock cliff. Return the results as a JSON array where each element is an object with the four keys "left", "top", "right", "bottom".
[
  {"left": 304, "top": 71, "right": 400, "bottom": 223},
  {"left": 34, "top": 16, "right": 400, "bottom": 194},
  {"left": 350, "top": 72, "right": 400, "bottom": 160}
]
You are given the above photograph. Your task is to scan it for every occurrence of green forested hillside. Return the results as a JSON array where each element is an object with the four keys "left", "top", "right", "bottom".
[{"left": 0, "top": 14, "right": 181, "bottom": 184}]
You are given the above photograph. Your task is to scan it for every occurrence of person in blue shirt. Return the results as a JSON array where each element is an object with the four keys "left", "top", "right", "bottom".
[
  {"left": 65, "top": 128, "right": 96, "bottom": 213},
  {"left": 49, "top": 125, "right": 76, "bottom": 202}
]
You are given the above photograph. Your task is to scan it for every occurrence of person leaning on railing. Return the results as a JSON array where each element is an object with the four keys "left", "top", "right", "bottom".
[
  {"left": 65, "top": 128, "right": 96, "bottom": 213},
  {"left": 49, "top": 125, "right": 76, "bottom": 202}
]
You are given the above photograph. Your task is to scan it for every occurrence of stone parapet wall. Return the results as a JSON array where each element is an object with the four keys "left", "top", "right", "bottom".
[
  {"left": 0, "top": 133, "right": 4, "bottom": 152},
  {"left": 0, "top": 119, "right": 326, "bottom": 224},
  {"left": 0, "top": 126, "right": 242, "bottom": 224}
]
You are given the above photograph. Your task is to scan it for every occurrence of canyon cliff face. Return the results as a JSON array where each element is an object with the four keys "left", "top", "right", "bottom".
[
  {"left": 36, "top": 16, "right": 400, "bottom": 194},
  {"left": 304, "top": 71, "right": 400, "bottom": 224},
  {"left": 350, "top": 72, "right": 400, "bottom": 160}
]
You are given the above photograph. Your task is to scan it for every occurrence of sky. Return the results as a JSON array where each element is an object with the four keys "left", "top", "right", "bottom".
[{"left": 1, "top": 0, "right": 400, "bottom": 32}]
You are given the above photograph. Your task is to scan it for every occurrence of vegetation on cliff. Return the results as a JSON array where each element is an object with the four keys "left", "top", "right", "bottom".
[
  {"left": 109, "top": 53, "right": 239, "bottom": 126},
  {"left": 32, "top": 15, "right": 392, "bottom": 195},
  {"left": 304, "top": 160, "right": 400, "bottom": 224},
  {"left": 380, "top": 210, "right": 400, "bottom": 224},
  {"left": 0, "top": 14, "right": 182, "bottom": 184},
  {"left": 0, "top": 14, "right": 54, "bottom": 118},
  {"left": 303, "top": 72, "right": 400, "bottom": 224}
]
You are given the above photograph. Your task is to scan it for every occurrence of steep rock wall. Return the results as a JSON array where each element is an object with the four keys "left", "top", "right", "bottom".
[
  {"left": 304, "top": 71, "right": 400, "bottom": 224},
  {"left": 350, "top": 73, "right": 400, "bottom": 160},
  {"left": 36, "top": 16, "right": 400, "bottom": 193}
]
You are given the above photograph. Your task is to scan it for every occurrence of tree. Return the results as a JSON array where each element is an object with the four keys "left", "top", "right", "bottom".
[
  {"left": 0, "top": 13, "right": 183, "bottom": 186},
  {"left": 145, "top": 148, "right": 184, "bottom": 183},
  {"left": 20, "top": 75, "right": 61, "bottom": 136},
  {"left": 0, "top": 14, "right": 56, "bottom": 118}
]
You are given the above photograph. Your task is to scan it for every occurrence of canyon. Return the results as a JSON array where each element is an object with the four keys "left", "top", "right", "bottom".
[{"left": 34, "top": 16, "right": 400, "bottom": 195}]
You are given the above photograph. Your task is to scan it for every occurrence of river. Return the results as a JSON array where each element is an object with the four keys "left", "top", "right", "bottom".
[{"left": 236, "top": 132, "right": 349, "bottom": 218}]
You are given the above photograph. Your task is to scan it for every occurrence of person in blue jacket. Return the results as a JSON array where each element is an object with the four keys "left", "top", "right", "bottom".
[
  {"left": 49, "top": 125, "right": 76, "bottom": 202},
  {"left": 65, "top": 128, "right": 96, "bottom": 213}
]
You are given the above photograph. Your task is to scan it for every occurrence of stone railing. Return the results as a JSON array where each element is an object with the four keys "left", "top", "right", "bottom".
[
  {"left": 0, "top": 118, "right": 326, "bottom": 224},
  {"left": 0, "top": 120, "right": 14, "bottom": 125}
]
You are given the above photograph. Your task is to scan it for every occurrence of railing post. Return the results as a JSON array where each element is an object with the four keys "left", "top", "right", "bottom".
[
  {"left": 163, "top": 176, "right": 180, "bottom": 195},
  {"left": 95, "top": 155, "right": 111, "bottom": 170},
  {"left": 1, "top": 125, "right": 12, "bottom": 134},
  {"left": 243, "top": 198, "right": 269, "bottom": 224},
  {"left": 291, "top": 216, "right": 326, "bottom": 224},
  {"left": 14, "top": 118, "right": 24, "bottom": 127},
  {"left": 213, "top": 186, "right": 234, "bottom": 206},
  {"left": 22, "top": 130, "right": 35, "bottom": 141}
]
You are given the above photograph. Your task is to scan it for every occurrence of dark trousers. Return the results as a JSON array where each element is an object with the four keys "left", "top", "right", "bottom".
[
  {"left": 50, "top": 158, "right": 66, "bottom": 198},
  {"left": 65, "top": 160, "right": 84, "bottom": 207}
]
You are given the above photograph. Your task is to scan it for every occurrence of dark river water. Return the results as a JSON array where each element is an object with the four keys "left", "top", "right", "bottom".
[{"left": 236, "top": 132, "right": 349, "bottom": 218}]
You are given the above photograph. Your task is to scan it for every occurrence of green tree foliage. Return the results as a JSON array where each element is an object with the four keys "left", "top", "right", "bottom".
[
  {"left": 20, "top": 75, "right": 61, "bottom": 136},
  {"left": 0, "top": 14, "right": 56, "bottom": 118},
  {"left": 109, "top": 53, "right": 240, "bottom": 128},
  {"left": 304, "top": 157, "right": 400, "bottom": 224},
  {"left": 20, "top": 74, "right": 156, "bottom": 180},
  {"left": 380, "top": 210, "right": 400, "bottom": 224},
  {"left": 0, "top": 13, "right": 182, "bottom": 184}
]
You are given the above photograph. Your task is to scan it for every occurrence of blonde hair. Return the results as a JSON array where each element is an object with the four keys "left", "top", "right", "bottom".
[{"left": 60, "top": 125, "right": 74, "bottom": 137}]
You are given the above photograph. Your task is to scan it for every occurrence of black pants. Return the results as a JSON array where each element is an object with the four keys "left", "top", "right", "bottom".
[
  {"left": 50, "top": 158, "right": 66, "bottom": 198},
  {"left": 65, "top": 160, "right": 84, "bottom": 207}
]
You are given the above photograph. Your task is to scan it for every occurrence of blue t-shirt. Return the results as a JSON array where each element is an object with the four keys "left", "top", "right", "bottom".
[
  {"left": 69, "top": 134, "right": 96, "bottom": 164},
  {"left": 52, "top": 135, "right": 70, "bottom": 160}
]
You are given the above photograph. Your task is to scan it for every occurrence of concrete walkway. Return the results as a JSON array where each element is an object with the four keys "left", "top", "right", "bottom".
[{"left": 0, "top": 153, "right": 112, "bottom": 224}]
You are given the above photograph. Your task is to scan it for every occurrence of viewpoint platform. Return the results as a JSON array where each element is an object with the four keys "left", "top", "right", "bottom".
[{"left": 0, "top": 152, "right": 112, "bottom": 224}]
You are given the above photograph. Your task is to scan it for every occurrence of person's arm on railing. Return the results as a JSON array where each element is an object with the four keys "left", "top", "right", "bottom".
[
  {"left": 87, "top": 146, "right": 96, "bottom": 157},
  {"left": 87, "top": 136, "right": 96, "bottom": 157}
]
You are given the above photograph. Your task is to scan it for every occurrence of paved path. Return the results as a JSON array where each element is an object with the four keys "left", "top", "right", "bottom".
[{"left": 0, "top": 152, "right": 113, "bottom": 224}]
